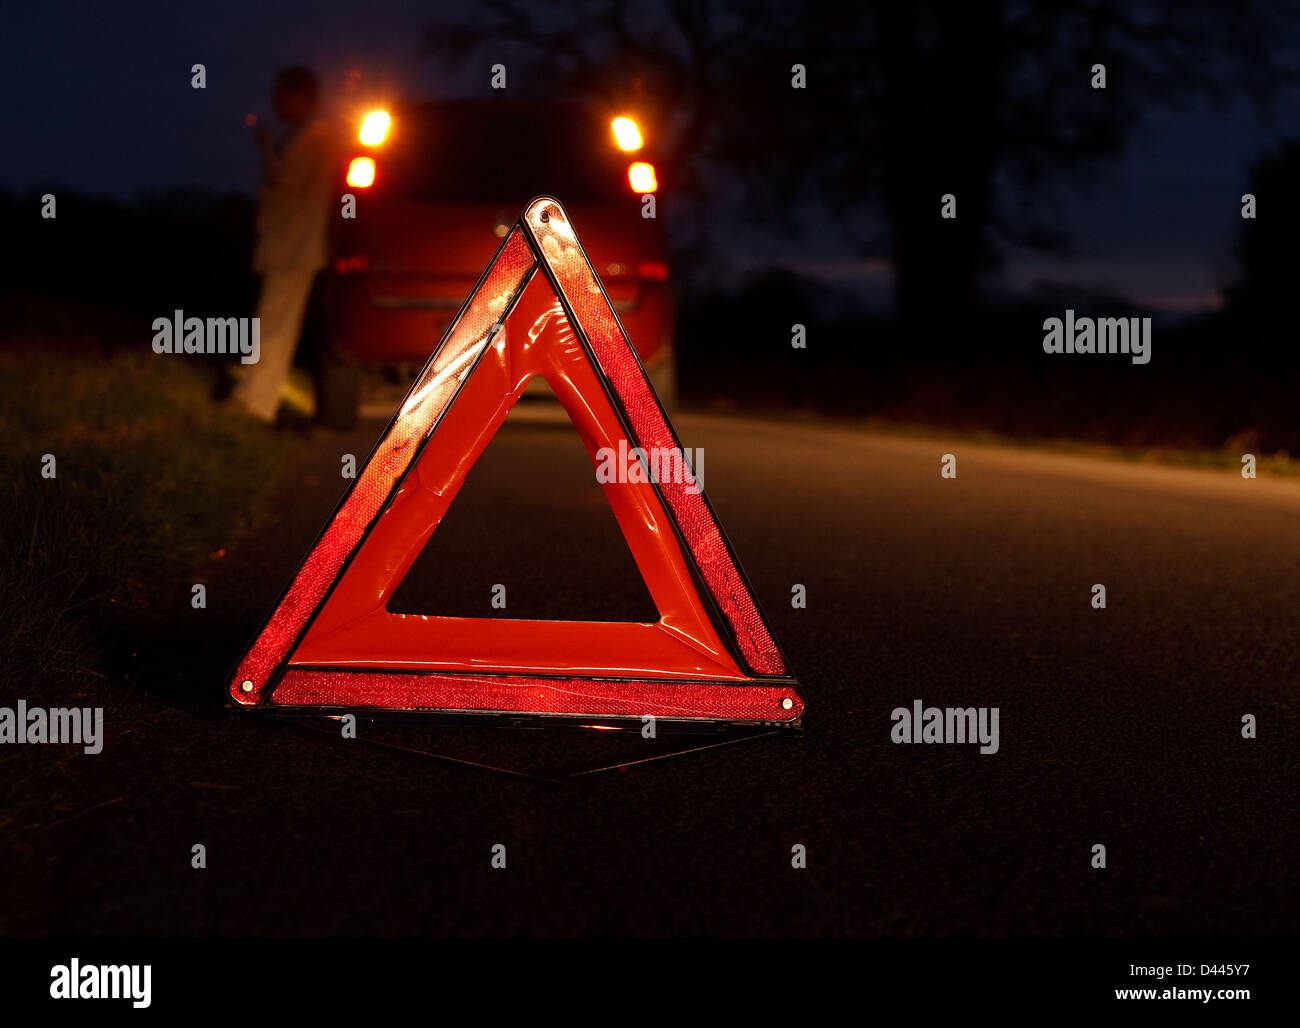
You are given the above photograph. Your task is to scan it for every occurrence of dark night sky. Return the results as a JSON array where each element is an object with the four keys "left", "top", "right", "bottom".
[{"left": 6, "top": 0, "right": 1298, "bottom": 312}]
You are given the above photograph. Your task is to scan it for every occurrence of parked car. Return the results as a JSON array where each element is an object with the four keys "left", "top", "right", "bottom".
[{"left": 321, "top": 97, "right": 676, "bottom": 426}]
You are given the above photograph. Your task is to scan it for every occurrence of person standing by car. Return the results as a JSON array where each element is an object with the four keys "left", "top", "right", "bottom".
[{"left": 230, "top": 66, "right": 336, "bottom": 423}]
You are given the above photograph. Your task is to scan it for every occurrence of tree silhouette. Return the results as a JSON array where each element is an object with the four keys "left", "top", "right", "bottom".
[
  {"left": 424, "top": 0, "right": 1298, "bottom": 340},
  {"left": 1226, "top": 140, "right": 1300, "bottom": 325}
]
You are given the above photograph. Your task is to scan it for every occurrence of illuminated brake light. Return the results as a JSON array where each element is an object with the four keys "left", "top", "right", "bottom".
[
  {"left": 611, "top": 116, "right": 643, "bottom": 151},
  {"left": 627, "top": 162, "right": 657, "bottom": 194},
  {"left": 638, "top": 261, "right": 669, "bottom": 281},
  {"left": 359, "top": 110, "right": 391, "bottom": 145},
  {"left": 347, "top": 156, "right": 376, "bottom": 188}
]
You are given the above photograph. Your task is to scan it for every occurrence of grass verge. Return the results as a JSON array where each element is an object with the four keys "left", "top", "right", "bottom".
[{"left": 0, "top": 343, "right": 293, "bottom": 702}]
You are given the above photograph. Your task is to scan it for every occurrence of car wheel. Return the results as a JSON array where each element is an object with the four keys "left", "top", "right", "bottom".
[
  {"left": 648, "top": 353, "right": 678, "bottom": 413},
  {"left": 316, "top": 348, "right": 360, "bottom": 430}
]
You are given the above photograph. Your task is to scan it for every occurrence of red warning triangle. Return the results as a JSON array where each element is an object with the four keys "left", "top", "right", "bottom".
[{"left": 227, "top": 197, "right": 802, "bottom": 727}]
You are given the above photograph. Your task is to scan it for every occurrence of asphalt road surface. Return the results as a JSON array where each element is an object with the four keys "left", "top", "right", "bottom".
[{"left": 5, "top": 412, "right": 1297, "bottom": 936}]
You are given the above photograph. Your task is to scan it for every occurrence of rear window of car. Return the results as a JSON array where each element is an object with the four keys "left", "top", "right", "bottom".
[{"left": 377, "top": 101, "right": 629, "bottom": 203}]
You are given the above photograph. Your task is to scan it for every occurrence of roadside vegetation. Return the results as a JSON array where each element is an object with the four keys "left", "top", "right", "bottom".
[{"left": 0, "top": 343, "right": 292, "bottom": 703}]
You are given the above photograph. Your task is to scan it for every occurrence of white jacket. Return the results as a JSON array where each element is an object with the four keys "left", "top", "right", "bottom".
[{"left": 253, "top": 118, "right": 337, "bottom": 273}]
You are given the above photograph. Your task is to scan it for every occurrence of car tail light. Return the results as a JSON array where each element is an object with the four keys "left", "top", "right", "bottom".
[
  {"left": 611, "top": 116, "right": 643, "bottom": 151},
  {"left": 638, "top": 261, "right": 669, "bottom": 281},
  {"left": 335, "top": 255, "right": 369, "bottom": 275},
  {"left": 627, "top": 161, "right": 657, "bottom": 193},
  {"left": 359, "top": 110, "right": 390, "bottom": 145},
  {"left": 347, "top": 156, "right": 376, "bottom": 188}
]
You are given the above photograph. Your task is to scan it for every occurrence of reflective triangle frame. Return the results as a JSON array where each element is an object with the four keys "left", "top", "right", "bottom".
[{"left": 227, "top": 197, "right": 803, "bottom": 729}]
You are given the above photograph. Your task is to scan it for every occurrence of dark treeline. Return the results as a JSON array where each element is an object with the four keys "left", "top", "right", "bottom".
[
  {"left": 4, "top": 169, "right": 1299, "bottom": 452},
  {"left": 0, "top": 188, "right": 258, "bottom": 342}
]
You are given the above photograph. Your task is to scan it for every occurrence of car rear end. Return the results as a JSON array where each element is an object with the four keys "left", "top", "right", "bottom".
[{"left": 330, "top": 99, "right": 675, "bottom": 421}]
